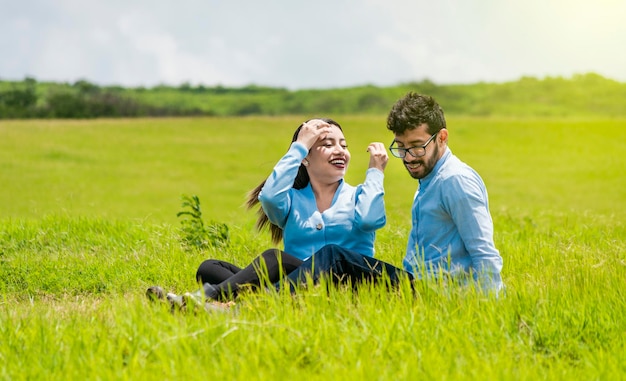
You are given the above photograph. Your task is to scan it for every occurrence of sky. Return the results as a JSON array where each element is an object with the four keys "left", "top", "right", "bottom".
[{"left": 2, "top": 0, "right": 625, "bottom": 89}]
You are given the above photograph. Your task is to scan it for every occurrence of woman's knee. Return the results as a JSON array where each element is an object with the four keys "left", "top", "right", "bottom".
[
  {"left": 258, "top": 248, "right": 285, "bottom": 268},
  {"left": 196, "top": 259, "right": 222, "bottom": 273},
  {"left": 260, "top": 248, "right": 282, "bottom": 259},
  {"left": 196, "top": 259, "right": 237, "bottom": 283}
]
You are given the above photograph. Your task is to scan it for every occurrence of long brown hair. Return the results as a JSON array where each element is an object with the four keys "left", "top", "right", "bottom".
[{"left": 246, "top": 118, "right": 342, "bottom": 243}]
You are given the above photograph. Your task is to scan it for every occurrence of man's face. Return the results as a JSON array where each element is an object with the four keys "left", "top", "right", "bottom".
[{"left": 392, "top": 124, "right": 443, "bottom": 180}]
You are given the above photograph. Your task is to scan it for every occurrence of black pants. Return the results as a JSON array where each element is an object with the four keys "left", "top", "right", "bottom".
[
  {"left": 197, "top": 244, "right": 412, "bottom": 300},
  {"left": 284, "top": 244, "right": 413, "bottom": 291},
  {"left": 196, "top": 248, "right": 303, "bottom": 301}
]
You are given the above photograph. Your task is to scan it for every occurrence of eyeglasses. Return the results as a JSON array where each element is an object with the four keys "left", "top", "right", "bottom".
[{"left": 388, "top": 132, "right": 438, "bottom": 159}]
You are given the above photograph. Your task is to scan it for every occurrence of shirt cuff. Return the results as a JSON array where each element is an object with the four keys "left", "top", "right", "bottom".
[
  {"left": 289, "top": 141, "right": 309, "bottom": 158},
  {"left": 365, "top": 167, "right": 385, "bottom": 181}
]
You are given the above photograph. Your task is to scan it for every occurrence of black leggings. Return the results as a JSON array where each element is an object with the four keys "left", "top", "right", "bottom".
[
  {"left": 196, "top": 249, "right": 303, "bottom": 301},
  {"left": 197, "top": 245, "right": 413, "bottom": 300}
]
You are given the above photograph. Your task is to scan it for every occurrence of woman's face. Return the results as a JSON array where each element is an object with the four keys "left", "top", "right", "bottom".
[{"left": 305, "top": 125, "right": 350, "bottom": 184}]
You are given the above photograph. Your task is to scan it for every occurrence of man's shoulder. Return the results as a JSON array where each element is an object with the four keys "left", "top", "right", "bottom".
[
  {"left": 436, "top": 155, "right": 485, "bottom": 197},
  {"left": 438, "top": 153, "right": 477, "bottom": 180}
]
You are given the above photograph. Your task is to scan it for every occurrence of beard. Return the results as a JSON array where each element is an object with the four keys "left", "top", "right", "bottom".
[{"left": 404, "top": 143, "right": 440, "bottom": 179}]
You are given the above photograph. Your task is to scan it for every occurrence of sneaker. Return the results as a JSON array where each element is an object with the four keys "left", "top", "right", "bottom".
[
  {"left": 146, "top": 286, "right": 165, "bottom": 301},
  {"left": 165, "top": 286, "right": 219, "bottom": 313},
  {"left": 182, "top": 291, "right": 205, "bottom": 308},
  {"left": 166, "top": 290, "right": 204, "bottom": 312},
  {"left": 166, "top": 292, "right": 185, "bottom": 310}
]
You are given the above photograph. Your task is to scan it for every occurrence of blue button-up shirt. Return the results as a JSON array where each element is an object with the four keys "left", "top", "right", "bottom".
[
  {"left": 404, "top": 148, "right": 503, "bottom": 291},
  {"left": 259, "top": 142, "right": 386, "bottom": 260}
]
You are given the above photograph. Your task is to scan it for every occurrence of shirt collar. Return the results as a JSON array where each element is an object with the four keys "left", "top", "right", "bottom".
[{"left": 304, "top": 178, "right": 345, "bottom": 202}]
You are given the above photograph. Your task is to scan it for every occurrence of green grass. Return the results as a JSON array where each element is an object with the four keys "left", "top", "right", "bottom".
[{"left": 1, "top": 116, "right": 625, "bottom": 380}]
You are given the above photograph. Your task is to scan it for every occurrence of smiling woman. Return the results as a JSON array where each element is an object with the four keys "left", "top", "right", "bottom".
[{"left": 147, "top": 117, "right": 390, "bottom": 308}]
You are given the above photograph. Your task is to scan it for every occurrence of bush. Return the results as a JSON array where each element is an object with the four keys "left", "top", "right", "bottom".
[{"left": 177, "top": 195, "right": 229, "bottom": 251}]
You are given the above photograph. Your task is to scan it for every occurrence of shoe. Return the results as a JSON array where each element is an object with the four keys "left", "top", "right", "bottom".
[
  {"left": 182, "top": 291, "right": 205, "bottom": 308},
  {"left": 146, "top": 286, "right": 165, "bottom": 301},
  {"left": 164, "top": 285, "right": 219, "bottom": 312},
  {"left": 166, "top": 289, "right": 204, "bottom": 312},
  {"left": 166, "top": 292, "right": 185, "bottom": 310}
]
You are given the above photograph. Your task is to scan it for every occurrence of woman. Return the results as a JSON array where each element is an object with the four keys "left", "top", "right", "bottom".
[{"left": 148, "top": 118, "right": 388, "bottom": 307}]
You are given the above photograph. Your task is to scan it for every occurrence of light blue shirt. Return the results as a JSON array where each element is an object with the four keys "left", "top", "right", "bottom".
[
  {"left": 404, "top": 148, "right": 504, "bottom": 292},
  {"left": 259, "top": 142, "right": 386, "bottom": 260}
]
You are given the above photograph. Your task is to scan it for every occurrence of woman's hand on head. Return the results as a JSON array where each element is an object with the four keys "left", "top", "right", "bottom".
[
  {"left": 366, "top": 142, "right": 388, "bottom": 172},
  {"left": 296, "top": 120, "right": 333, "bottom": 149}
]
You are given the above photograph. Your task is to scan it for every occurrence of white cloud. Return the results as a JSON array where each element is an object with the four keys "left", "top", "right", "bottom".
[{"left": 1, "top": 0, "right": 625, "bottom": 88}]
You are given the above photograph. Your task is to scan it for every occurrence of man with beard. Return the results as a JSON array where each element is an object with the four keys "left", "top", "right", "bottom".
[{"left": 281, "top": 92, "right": 504, "bottom": 294}]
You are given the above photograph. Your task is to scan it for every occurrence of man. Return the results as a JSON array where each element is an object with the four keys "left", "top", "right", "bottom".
[{"left": 283, "top": 92, "right": 504, "bottom": 294}]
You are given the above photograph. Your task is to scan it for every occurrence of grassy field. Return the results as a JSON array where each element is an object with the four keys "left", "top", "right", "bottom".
[{"left": 1, "top": 116, "right": 625, "bottom": 380}]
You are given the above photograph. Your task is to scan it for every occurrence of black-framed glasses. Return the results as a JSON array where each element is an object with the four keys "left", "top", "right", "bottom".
[{"left": 389, "top": 132, "right": 438, "bottom": 159}]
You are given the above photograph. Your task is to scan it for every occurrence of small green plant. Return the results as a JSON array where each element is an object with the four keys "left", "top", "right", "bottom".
[{"left": 177, "top": 194, "right": 229, "bottom": 250}]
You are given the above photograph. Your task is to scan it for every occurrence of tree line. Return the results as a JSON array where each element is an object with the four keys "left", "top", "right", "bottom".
[{"left": 1, "top": 73, "right": 624, "bottom": 119}]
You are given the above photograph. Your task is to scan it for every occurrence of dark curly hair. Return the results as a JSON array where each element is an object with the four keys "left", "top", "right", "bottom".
[{"left": 386, "top": 92, "right": 446, "bottom": 135}]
